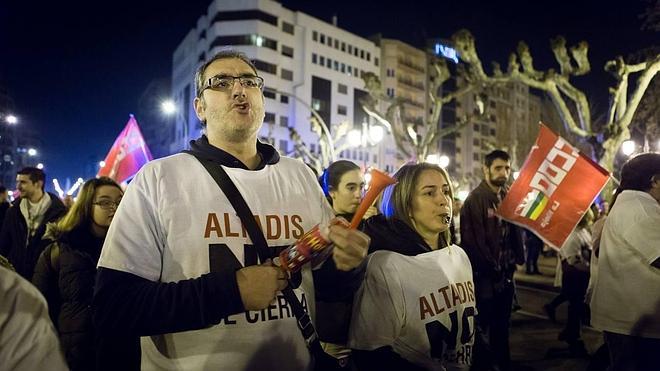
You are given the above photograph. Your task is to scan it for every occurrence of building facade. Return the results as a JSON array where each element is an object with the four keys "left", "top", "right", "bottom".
[{"left": 453, "top": 81, "right": 545, "bottom": 189}]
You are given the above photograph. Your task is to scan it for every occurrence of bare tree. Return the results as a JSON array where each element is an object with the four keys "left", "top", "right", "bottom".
[
  {"left": 288, "top": 117, "right": 353, "bottom": 174},
  {"left": 448, "top": 29, "right": 659, "bottom": 180},
  {"left": 360, "top": 57, "right": 481, "bottom": 163},
  {"left": 286, "top": 27, "right": 659, "bottom": 182}
]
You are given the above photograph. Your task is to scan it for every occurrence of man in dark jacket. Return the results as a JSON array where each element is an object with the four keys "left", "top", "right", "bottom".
[
  {"left": 0, "top": 167, "right": 66, "bottom": 280},
  {"left": 460, "top": 150, "right": 524, "bottom": 371}
]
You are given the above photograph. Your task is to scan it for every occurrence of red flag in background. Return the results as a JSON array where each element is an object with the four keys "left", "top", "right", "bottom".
[
  {"left": 496, "top": 124, "right": 610, "bottom": 249},
  {"left": 97, "top": 115, "right": 153, "bottom": 184}
]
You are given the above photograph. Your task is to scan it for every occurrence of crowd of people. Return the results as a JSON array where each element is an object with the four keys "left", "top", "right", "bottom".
[{"left": 0, "top": 50, "right": 658, "bottom": 371}]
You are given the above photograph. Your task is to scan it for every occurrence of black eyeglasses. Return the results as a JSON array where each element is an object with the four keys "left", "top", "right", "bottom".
[
  {"left": 93, "top": 199, "right": 121, "bottom": 210},
  {"left": 201, "top": 75, "right": 265, "bottom": 94}
]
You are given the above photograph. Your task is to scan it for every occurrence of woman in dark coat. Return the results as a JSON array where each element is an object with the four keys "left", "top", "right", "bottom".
[{"left": 32, "top": 177, "right": 123, "bottom": 371}]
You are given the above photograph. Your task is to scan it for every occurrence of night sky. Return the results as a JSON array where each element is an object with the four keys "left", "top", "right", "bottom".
[{"left": 1, "top": 0, "right": 656, "bottom": 185}]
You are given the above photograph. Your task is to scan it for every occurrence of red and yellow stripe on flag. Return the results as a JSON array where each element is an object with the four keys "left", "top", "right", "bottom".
[
  {"left": 519, "top": 190, "right": 549, "bottom": 221},
  {"left": 496, "top": 124, "right": 610, "bottom": 249}
]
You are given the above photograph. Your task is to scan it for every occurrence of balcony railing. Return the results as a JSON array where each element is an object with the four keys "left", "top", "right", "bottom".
[
  {"left": 397, "top": 58, "right": 425, "bottom": 73},
  {"left": 397, "top": 77, "right": 425, "bottom": 91}
]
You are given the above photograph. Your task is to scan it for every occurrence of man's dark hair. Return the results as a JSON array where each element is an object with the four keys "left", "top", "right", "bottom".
[
  {"left": 484, "top": 150, "right": 510, "bottom": 168},
  {"left": 194, "top": 50, "right": 259, "bottom": 98},
  {"left": 17, "top": 167, "right": 46, "bottom": 190},
  {"left": 320, "top": 160, "right": 361, "bottom": 196},
  {"left": 0, "top": 185, "right": 6, "bottom": 193},
  {"left": 193, "top": 50, "right": 260, "bottom": 129},
  {"left": 619, "top": 152, "right": 660, "bottom": 192}
]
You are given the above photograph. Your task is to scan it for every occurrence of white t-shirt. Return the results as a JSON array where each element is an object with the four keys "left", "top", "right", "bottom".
[
  {"left": 0, "top": 267, "right": 68, "bottom": 371},
  {"left": 349, "top": 246, "right": 476, "bottom": 371},
  {"left": 559, "top": 227, "right": 591, "bottom": 268},
  {"left": 590, "top": 190, "right": 660, "bottom": 338},
  {"left": 98, "top": 153, "right": 334, "bottom": 370}
]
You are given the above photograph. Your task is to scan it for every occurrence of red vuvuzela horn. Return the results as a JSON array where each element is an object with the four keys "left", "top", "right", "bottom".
[
  {"left": 277, "top": 168, "right": 396, "bottom": 274},
  {"left": 349, "top": 168, "right": 396, "bottom": 229}
]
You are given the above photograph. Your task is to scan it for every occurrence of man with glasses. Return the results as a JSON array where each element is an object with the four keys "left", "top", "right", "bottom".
[
  {"left": 0, "top": 167, "right": 65, "bottom": 279},
  {"left": 93, "top": 50, "right": 370, "bottom": 370}
]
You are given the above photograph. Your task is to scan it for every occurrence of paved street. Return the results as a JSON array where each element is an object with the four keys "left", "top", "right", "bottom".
[{"left": 507, "top": 254, "right": 605, "bottom": 371}]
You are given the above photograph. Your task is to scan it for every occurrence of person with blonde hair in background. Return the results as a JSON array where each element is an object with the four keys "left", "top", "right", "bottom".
[
  {"left": 349, "top": 163, "right": 476, "bottom": 370},
  {"left": 33, "top": 177, "right": 124, "bottom": 371}
]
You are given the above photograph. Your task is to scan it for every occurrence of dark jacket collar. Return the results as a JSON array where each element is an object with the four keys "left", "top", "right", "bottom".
[
  {"left": 60, "top": 225, "right": 105, "bottom": 254},
  {"left": 364, "top": 214, "right": 447, "bottom": 256},
  {"left": 188, "top": 135, "right": 279, "bottom": 170},
  {"left": 477, "top": 180, "right": 509, "bottom": 200}
]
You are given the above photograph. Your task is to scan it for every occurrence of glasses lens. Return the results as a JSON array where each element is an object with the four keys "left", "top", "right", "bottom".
[
  {"left": 241, "top": 76, "right": 263, "bottom": 88},
  {"left": 211, "top": 77, "right": 235, "bottom": 89},
  {"left": 97, "top": 200, "right": 119, "bottom": 210}
]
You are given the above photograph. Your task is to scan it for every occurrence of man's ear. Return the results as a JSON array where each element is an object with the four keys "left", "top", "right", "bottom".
[
  {"left": 194, "top": 97, "right": 206, "bottom": 122},
  {"left": 482, "top": 165, "right": 489, "bottom": 178}
]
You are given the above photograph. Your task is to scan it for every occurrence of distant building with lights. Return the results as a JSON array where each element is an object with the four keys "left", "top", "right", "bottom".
[
  {"left": 0, "top": 85, "right": 43, "bottom": 189},
  {"left": 170, "top": 0, "right": 396, "bottom": 171},
  {"left": 374, "top": 36, "right": 428, "bottom": 167}
]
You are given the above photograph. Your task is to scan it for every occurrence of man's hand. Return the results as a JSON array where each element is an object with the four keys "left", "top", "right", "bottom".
[
  {"left": 328, "top": 224, "right": 370, "bottom": 271},
  {"left": 236, "top": 261, "right": 288, "bottom": 310}
]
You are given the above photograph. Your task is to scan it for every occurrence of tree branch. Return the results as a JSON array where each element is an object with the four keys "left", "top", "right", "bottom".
[{"left": 616, "top": 56, "right": 660, "bottom": 135}]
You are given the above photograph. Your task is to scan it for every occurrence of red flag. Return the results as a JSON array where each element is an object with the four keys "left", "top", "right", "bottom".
[
  {"left": 97, "top": 115, "right": 153, "bottom": 184},
  {"left": 496, "top": 124, "right": 610, "bottom": 249}
]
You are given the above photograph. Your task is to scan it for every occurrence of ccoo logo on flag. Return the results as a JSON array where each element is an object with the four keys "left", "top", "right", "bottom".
[{"left": 516, "top": 189, "right": 549, "bottom": 221}]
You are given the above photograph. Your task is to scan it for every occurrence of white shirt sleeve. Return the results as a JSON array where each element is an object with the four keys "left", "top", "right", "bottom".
[
  {"left": 560, "top": 230, "right": 581, "bottom": 262},
  {"left": 348, "top": 252, "right": 405, "bottom": 350},
  {"left": 0, "top": 268, "right": 68, "bottom": 371},
  {"left": 620, "top": 203, "right": 660, "bottom": 265},
  {"left": 97, "top": 166, "right": 166, "bottom": 281}
]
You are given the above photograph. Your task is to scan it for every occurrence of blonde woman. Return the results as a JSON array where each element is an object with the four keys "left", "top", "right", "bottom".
[
  {"left": 349, "top": 163, "right": 476, "bottom": 370},
  {"left": 32, "top": 177, "right": 123, "bottom": 371}
]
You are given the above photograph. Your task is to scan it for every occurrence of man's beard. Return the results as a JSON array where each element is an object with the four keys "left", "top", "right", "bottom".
[
  {"left": 489, "top": 176, "right": 507, "bottom": 187},
  {"left": 208, "top": 108, "right": 263, "bottom": 143}
]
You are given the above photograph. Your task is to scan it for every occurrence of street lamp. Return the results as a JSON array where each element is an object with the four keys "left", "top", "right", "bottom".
[
  {"left": 36, "top": 163, "right": 44, "bottom": 170},
  {"left": 161, "top": 99, "right": 189, "bottom": 150},
  {"left": 621, "top": 140, "right": 636, "bottom": 156},
  {"left": 426, "top": 154, "right": 450, "bottom": 168},
  {"left": 347, "top": 129, "right": 362, "bottom": 147},
  {"left": 5, "top": 115, "right": 18, "bottom": 125},
  {"left": 161, "top": 100, "right": 176, "bottom": 115},
  {"left": 368, "top": 125, "right": 384, "bottom": 143},
  {"left": 27, "top": 148, "right": 37, "bottom": 156}
]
